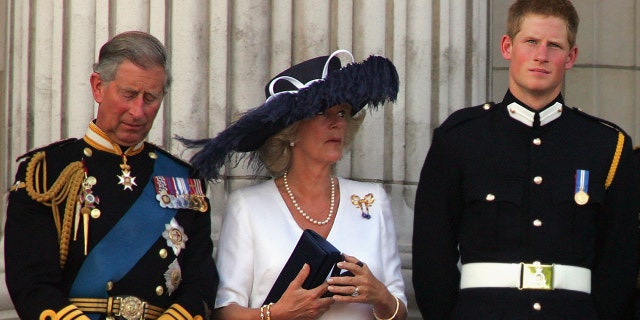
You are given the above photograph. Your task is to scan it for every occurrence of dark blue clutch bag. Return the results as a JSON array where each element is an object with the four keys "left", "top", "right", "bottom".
[{"left": 263, "top": 229, "right": 344, "bottom": 304}]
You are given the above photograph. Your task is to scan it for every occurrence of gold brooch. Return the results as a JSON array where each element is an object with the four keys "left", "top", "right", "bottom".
[{"left": 351, "top": 193, "right": 375, "bottom": 219}]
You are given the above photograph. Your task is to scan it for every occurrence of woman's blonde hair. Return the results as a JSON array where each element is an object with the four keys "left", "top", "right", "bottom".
[{"left": 258, "top": 107, "right": 366, "bottom": 176}]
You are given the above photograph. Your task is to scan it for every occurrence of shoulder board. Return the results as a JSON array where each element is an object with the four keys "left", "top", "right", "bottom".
[
  {"left": 146, "top": 142, "right": 194, "bottom": 169},
  {"left": 567, "top": 106, "right": 628, "bottom": 135},
  {"left": 16, "top": 138, "right": 78, "bottom": 162},
  {"left": 438, "top": 102, "right": 496, "bottom": 132}
]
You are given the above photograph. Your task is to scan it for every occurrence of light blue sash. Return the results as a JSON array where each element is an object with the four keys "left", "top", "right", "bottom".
[{"left": 69, "top": 152, "right": 187, "bottom": 319}]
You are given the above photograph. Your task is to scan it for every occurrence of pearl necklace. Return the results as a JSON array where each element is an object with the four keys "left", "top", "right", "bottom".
[{"left": 283, "top": 170, "right": 335, "bottom": 225}]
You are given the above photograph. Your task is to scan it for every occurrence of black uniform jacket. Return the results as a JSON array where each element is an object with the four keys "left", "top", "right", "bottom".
[
  {"left": 412, "top": 91, "right": 639, "bottom": 319},
  {"left": 5, "top": 138, "right": 219, "bottom": 320}
]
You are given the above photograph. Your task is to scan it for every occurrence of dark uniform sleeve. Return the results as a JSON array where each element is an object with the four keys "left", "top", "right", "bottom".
[
  {"left": 4, "top": 157, "right": 87, "bottom": 319},
  {"left": 634, "top": 147, "right": 640, "bottom": 319},
  {"left": 591, "top": 134, "right": 640, "bottom": 318},
  {"left": 412, "top": 126, "right": 463, "bottom": 319}
]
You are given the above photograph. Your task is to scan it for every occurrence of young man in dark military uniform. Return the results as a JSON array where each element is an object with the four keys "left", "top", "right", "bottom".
[
  {"left": 5, "top": 31, "right": 218, "bottom": 320},
  {"left": 412, "top": 0, "right": 639, "bottom": 319}
]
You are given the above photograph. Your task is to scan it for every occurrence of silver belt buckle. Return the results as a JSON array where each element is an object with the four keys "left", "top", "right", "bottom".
[
  {"left": 520, "top": 261, "right": 554, "bottom": 290},
  {"left": 115, "top": 296, "right": 147, "bottom": 320}
]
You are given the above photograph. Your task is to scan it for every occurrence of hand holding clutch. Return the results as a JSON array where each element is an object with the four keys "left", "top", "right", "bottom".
[{"left": 263, "top": 229, "right": 344, "bottom": 304}]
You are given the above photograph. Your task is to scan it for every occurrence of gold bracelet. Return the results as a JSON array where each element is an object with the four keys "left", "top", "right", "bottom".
[
  {"left": 259, "top": 305, "right": 266, "bottom": 320},
  {"left": 373, "top": 295, "right": 400, "bottom": 320},
  {"left": 266, "top": 303, "right": 274, "bottom": 320}
]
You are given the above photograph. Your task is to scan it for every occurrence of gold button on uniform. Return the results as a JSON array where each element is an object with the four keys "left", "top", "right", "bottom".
[
  {"left": 483, "top": 103, "right": 491, "bottom": 110},
  {"left": 83, "top": 148, "right": 93, "bottom": 157},
  {"left": 156, "top": 285, "right": 164, "bottom": 296},
  {"left": 533, "top": 219, "right": 542, "bottom": 227},
  {"left": 159, "top": 248, "right": 168, "bottom": 259},
  {"left": 533, "top": 302, "right": 542, "bottom": 311},
  {"left": 533, "top": 138, "right": 541, "bottom": 145},
  {"left": 533, "top": 176, "right": 543, "bottom": 184},
  {"left": 485, "top": 194, "right": 495, "bottom": 201},
  {"left": 149, "top": 152, "right": 158, "bottom": 159},
  {"left": 106, "top": 281, "right": 113, "bottom": 291}
]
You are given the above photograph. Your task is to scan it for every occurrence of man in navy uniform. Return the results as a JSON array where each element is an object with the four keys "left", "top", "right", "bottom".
[
  {"left": 5, "top": 31, "right": 218, "bottom": 320},
  {"left": 633, "top": 147, "right": 640, "bottom": 319},
  {"left": 412, "top": 0, "right": 639, "bottom": 319}
]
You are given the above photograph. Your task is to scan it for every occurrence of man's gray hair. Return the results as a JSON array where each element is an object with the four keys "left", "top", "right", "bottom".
[{"left": 93, "top": 31, "right": 171, "bottom": 93}]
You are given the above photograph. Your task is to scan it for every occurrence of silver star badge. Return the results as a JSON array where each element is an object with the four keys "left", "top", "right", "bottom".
[
  {"left": 162, "top": 218, "right": 188, "bottom": 256},
  {"left": 164, "top": 259, "right": 182, "bottom": 296}
]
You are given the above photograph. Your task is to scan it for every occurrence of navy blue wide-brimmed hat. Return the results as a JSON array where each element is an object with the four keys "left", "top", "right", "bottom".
[{"left": 177, "top": 50, "right": 399, "bottom": 181}]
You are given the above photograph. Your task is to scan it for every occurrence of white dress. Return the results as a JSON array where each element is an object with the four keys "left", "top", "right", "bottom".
[{"left": 214, "top": 177, "right": 407, "bottom": 320}]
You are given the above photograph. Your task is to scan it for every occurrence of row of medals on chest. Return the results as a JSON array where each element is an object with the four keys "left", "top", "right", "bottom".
[{"left": 74, "top": 147, "right": 206, "bottom": 255}]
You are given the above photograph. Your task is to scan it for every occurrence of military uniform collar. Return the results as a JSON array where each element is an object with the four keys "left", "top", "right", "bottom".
[
  {"left": 83, "top": 120, "right": 145, "bottom": 156},
  {"left": 503, "top": 91, "right": 564, "bottom": 127}
]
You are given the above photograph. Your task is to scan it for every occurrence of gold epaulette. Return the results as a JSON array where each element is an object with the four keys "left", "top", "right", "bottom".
[
  {"left": 24, "top": 151, "right": 85, "bottom": 268},
  {"left": 604, "top": 132, "right": 624, "bottom": 190}
]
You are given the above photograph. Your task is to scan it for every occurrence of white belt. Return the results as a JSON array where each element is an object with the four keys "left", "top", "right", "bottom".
[{"left": 460, "top": 262, "right": 591, "bottom": 294}]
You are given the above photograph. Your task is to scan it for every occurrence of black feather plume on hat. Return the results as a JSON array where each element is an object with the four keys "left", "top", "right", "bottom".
[{"left": 176, "top": 54, "right": 399, "bottom": 181}]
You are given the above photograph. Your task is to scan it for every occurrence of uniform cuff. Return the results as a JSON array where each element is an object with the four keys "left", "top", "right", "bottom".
[
  {"left": 159, "top": 303, "right": 204, "bottom": 320},
  {"left": 40, "top": 305, "right": 91, "bottom": 320}
]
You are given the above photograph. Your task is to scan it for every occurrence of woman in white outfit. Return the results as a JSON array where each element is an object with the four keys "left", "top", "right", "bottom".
[{"left": 179, "top": 50, "right": 407, "bottom": 320}]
